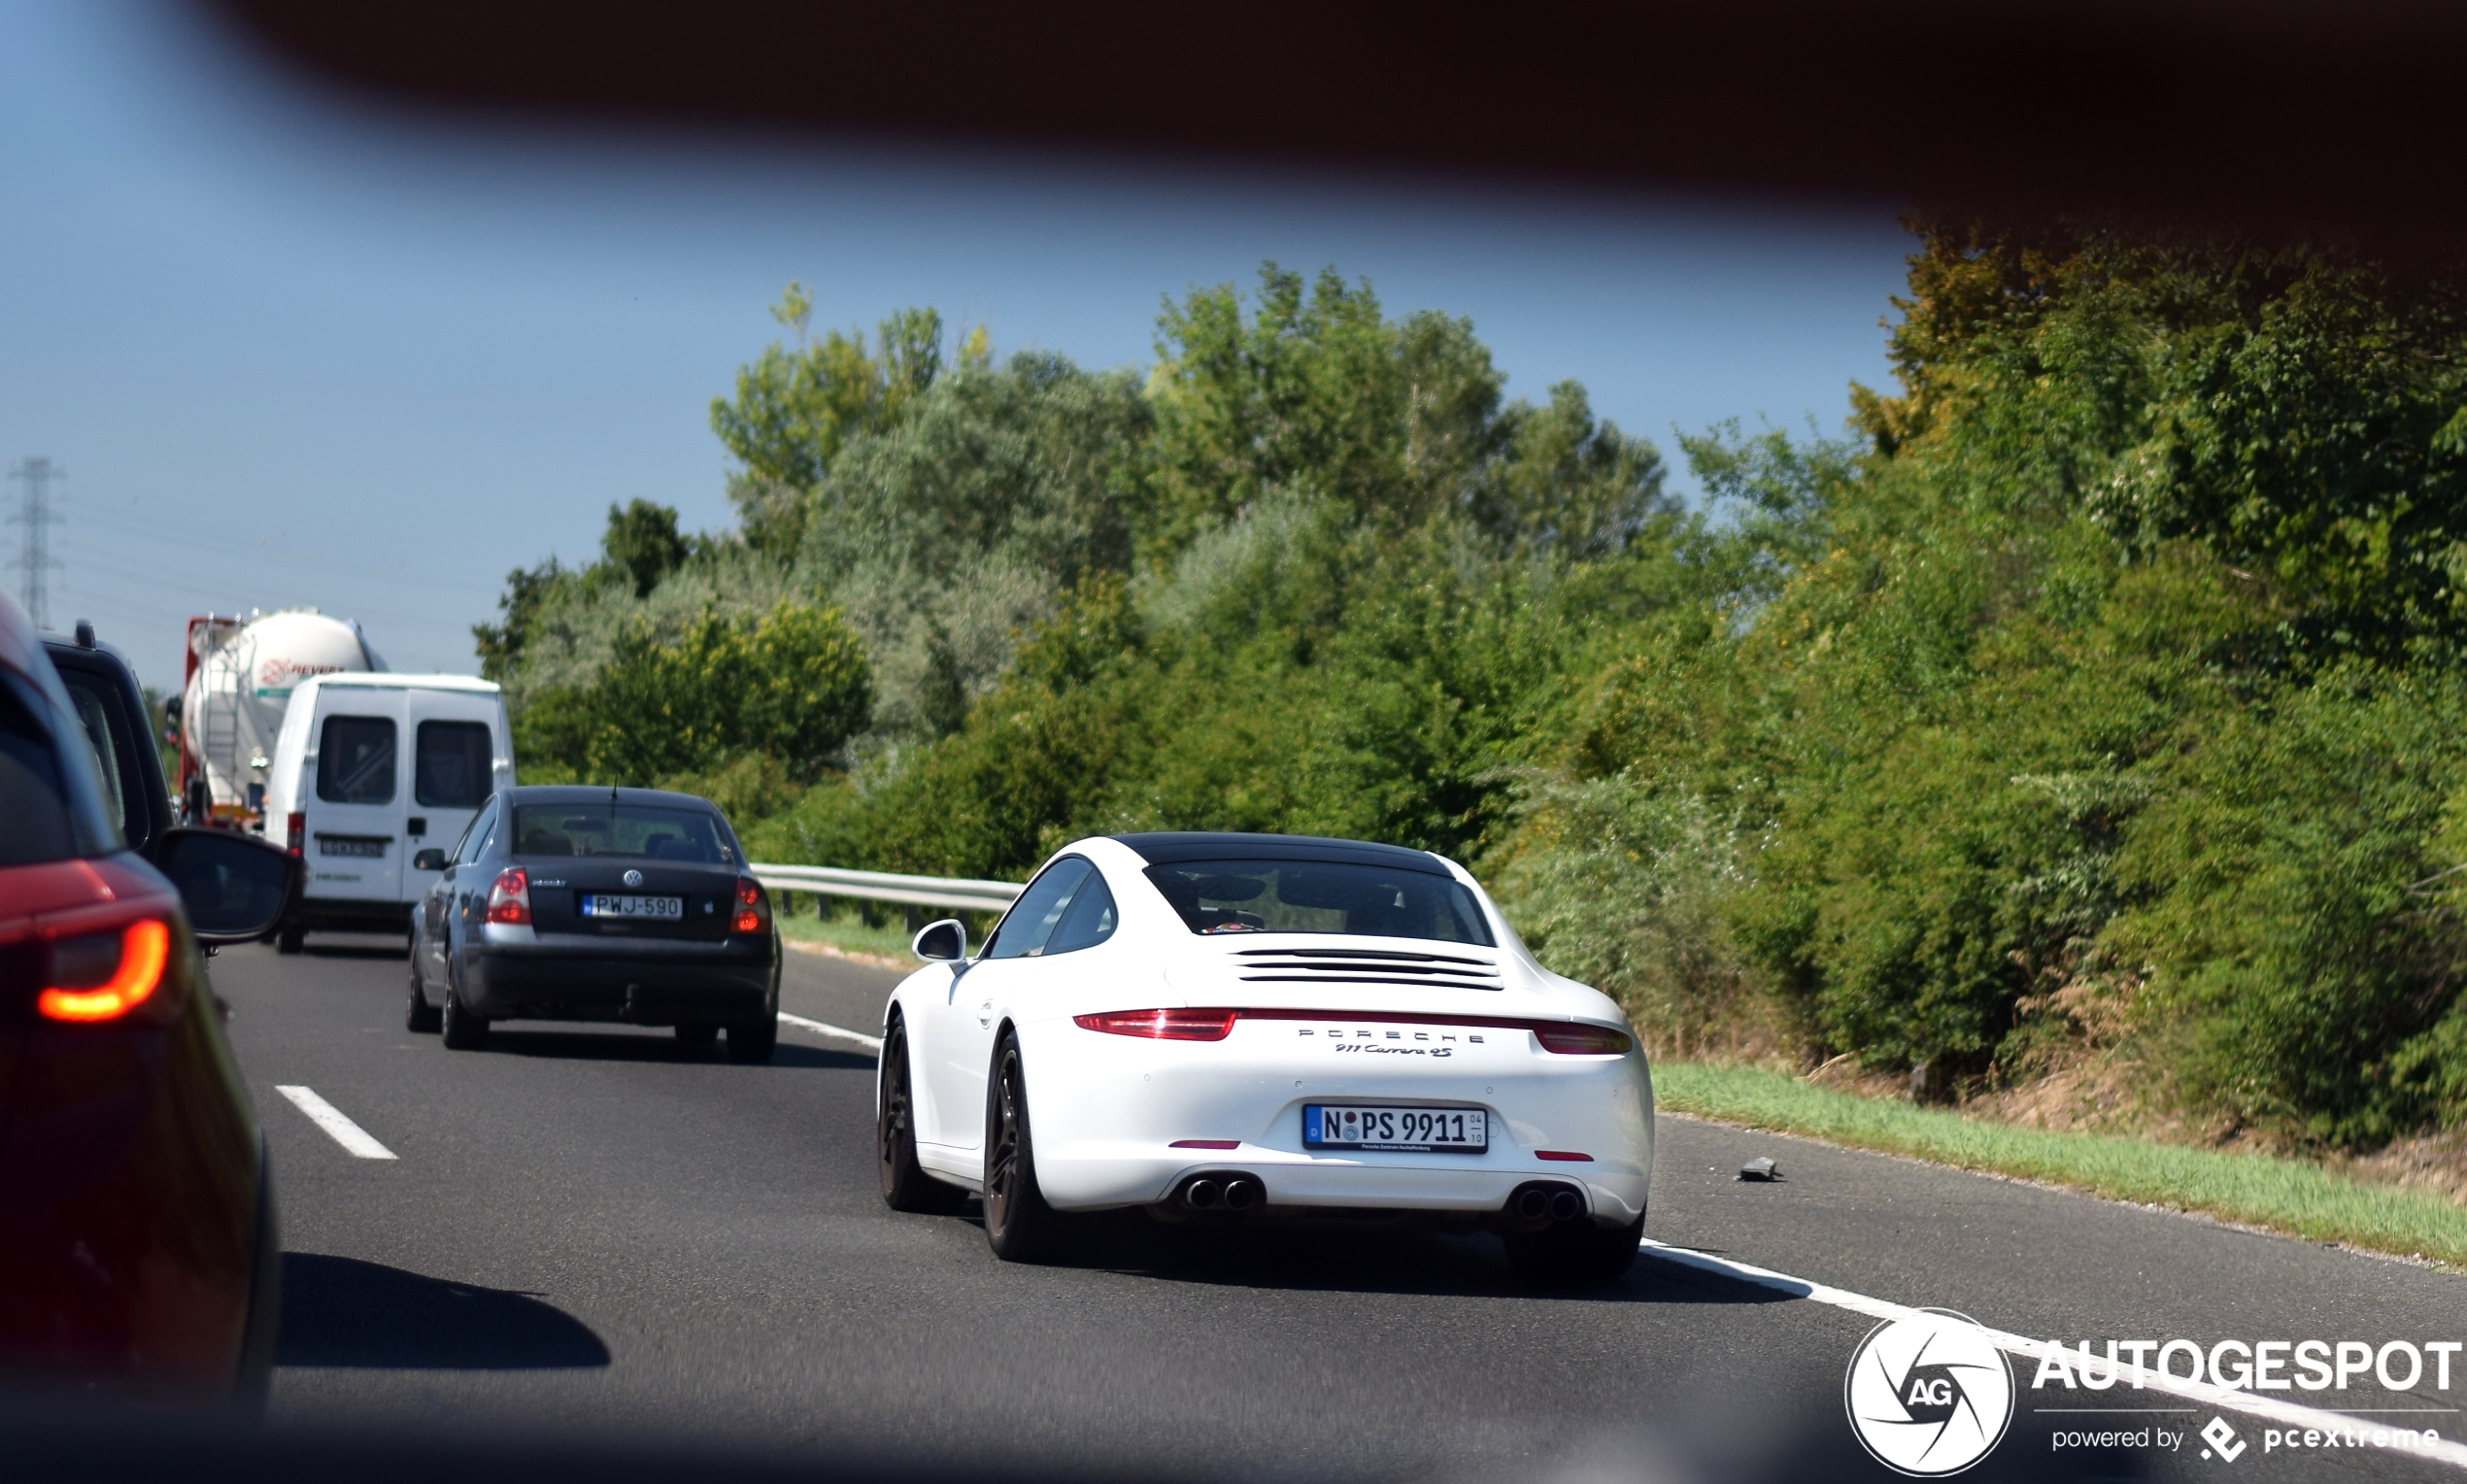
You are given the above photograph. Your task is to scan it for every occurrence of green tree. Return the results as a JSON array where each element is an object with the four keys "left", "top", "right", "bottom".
[{"left": 600, "top": 498, "right": 693, "bottom": 598}]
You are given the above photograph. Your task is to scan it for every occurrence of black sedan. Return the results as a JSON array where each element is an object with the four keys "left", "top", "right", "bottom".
[{"left": 408, "top": 786, "right": 781, "bottom": 1062}]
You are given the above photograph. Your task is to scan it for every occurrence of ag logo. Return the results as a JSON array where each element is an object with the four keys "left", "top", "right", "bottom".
[{"left": 1844, "top": 1308, "right": 2014, "bottom": 1475}]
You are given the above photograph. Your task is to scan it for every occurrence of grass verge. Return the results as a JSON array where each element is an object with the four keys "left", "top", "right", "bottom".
[
  {"left": 1655, "top": 1062, "right": 2467, "bottom": 1267},
  {"left": 774, "top": 900, "right": 921, "bottom": 966}
]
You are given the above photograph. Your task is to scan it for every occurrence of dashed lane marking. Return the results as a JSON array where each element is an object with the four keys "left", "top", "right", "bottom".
[{"left": 275, "top": 1084, "right": 398, "bottom": 1160}]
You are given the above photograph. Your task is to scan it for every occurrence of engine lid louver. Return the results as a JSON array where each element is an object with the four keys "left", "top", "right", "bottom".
[{"left": 1229, "top": 946, "right": 1503, "bottom": 991}]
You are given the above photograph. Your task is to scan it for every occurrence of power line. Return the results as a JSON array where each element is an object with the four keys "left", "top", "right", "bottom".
[{"left": 7, "top": 457, "right": 63, "bottom": 628}]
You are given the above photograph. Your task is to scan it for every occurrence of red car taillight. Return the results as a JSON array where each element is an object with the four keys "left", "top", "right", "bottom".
[
  {"left": 286, "top": 811, "right": 305, "bottom": 858},
  {"left": 1072, "top": 1006, "right": 1634, "bottom": 1055},
  {"left": 1072, "top": 1008, "right": 1240, "bottom": 1040},
  {"left": 485, "top": 867, "right": 531, "bottom": 925},
  {"left": 731, "top": 877, "right": 770, "bottom": 934},
  {"left": 1529, "top": 1022, "right": 1634, "bottom": 1056},
  {"left": 38, "top": 919, "right": 172, "bottom": 1023}
]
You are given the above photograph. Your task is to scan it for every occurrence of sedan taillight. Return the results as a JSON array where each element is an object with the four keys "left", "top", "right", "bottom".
[
  {"left": 39, "top": 919, "right": 172, "bottom": 1023},
  {"left": 485, "top": 867, "right": 531, "bottom": 925},
  {"left": 1072, "top": 1008, "right": 1239, "bottom": 1041},
  {"left": 731, "top": 877, "right": 770, "bottom": 934}
]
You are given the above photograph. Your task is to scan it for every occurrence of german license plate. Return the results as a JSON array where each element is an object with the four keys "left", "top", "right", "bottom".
[
  {"left": 1304, "top": 1105, "right": 1487, "bottom": 1152},
  {"left": 582, "top": 894, "right": 683, "bottom": 920}
]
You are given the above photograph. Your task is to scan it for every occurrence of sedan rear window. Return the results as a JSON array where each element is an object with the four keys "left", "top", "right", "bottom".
[
  {"left": 1144, "top": 859, "right": 1495, "bottom": 945},
  {"left": 512, "top": 802, "right": 731, "bottom": 862}
]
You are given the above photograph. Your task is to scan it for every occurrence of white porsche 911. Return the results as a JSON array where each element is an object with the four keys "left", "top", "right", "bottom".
[{"left": 874, "top": 831, "right": 1655, "bottom": 1283}]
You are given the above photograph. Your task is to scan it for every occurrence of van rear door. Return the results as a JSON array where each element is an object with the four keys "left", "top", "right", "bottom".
[
  {"left": 304, "top": 691, "right": 406, "bottom": 905},
  {"left": 407, "top": 695, "right": 501, "bottom": 901}
]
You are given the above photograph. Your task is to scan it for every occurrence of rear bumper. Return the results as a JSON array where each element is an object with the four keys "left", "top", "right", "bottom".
[
  {"left": 1015, "top": 1013, "right": 1655, "bottom": 1225},
  {"left": 461, "top": 933, "right": 777, "bottom": 1025}
]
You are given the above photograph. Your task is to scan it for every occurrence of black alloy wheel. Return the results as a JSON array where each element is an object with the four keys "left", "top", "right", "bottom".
[
  {"left": 983, "top": 1030, "right": 1069, "bottom": 1262},
  {"left": 878, "top": 1015, "right": 964, "bottom": 1213},
  {"left": 674, "top": 1022, "right": 719, "bottom": 1047},
  {"left": 1502, "top": 1211, "right": 1645, "bottom": 1286},
  {"left": 404, "top": 957, "right": 441, "bottom": 1033},
  {"left": 440, "top": 976, "right": 490, "bottom": 1051}
]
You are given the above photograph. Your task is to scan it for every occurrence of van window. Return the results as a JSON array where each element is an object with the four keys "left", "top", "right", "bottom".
[
  {"left": 415, "top": 721, "right": 493, "bottom": 808},
  {"left": 318, "top": 715, "right": 397, "bottom": 805}
]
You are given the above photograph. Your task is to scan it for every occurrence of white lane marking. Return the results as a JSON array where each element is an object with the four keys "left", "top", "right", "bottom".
[
  {"left": 1638, "top": 1238, "right": 2467, "bottom": 1470},
  {"left": 776, "top": 1012, "right": 882, "bottom": 1053},
  {"left": 275, "top": 1085, "right": 398, "bottom": 1160}
]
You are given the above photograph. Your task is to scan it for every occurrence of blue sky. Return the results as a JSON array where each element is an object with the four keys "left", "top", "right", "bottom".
[{"left": 0, "top": 0, "right": 1915, "bottom": 691}]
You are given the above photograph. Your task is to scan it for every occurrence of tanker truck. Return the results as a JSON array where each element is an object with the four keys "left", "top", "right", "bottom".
[{"left": 174, "top": 609, "right": 385, "bottom": 827}]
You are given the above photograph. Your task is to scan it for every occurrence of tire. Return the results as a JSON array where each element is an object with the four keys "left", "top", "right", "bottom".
[
  {"left": 726, "top": 1014, "right": 777, "bottom": 1063},
  {"left": 675, "top": 1022, "right": 719, "bottom": 1047},
  {"left": 441, "top": 979, "right": 490, "bottom": 1050},
  {"left": 405, "top": 959, "right": 441, "bottom": 1033},
  {"left": 878, "top": 1016, "right": 965, "bottom": 1213},
  {"left": 983, "top": 1029, "right": 1072, "bottom": 1263},
  {"left": 1503, "top": 1211, "right": 1645, "bottom": 1286},
  {"left": 276, "top": 921, "right": 304, "bottom": 956}
]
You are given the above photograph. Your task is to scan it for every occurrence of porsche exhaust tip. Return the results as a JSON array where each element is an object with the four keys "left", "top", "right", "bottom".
[
  {"left": 1175, "top": 1171, "right": 1262, "bottom": 1214},
  {"left": 1548, "top": 1189, "right": 1583, "bottom": 1222},
  {"left": 1504, "top": 1181, "right": 1589, "bottom": 1231},
  {"left": 1514, "top": 1188, "right": 1550, "bottom": 1221},
  {"left": 1184, "top": 1178, "right": 1223, "bottom": 1210},
  {"left": 1221, "top": 1177, "right": 1261, "bottom": 1211}
]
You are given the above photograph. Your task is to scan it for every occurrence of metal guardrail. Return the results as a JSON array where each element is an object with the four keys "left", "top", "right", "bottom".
[{"left": 750, "top": 862, "right": 1023, "bottom": 915}]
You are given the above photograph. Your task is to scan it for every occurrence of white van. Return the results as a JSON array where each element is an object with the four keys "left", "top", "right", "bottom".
[{"left": 263, "top": 672, "right": 515, "bottom": 951}]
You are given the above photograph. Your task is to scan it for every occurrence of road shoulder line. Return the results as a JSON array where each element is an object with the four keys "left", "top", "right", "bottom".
[
  {"left": 776, "top": 1012, "right": 883, "bottom": 1052},
  {"left": 1637, "top": 1238, "right": 2467, "bottom": 1470}
]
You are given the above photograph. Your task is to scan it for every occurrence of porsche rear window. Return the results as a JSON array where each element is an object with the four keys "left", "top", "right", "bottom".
[
  {"left": 1144, "top": 859, "right": 1494, "bottom": 945},
  {"left": 513, "top": 803, "right": 732, "bottom": 862}
]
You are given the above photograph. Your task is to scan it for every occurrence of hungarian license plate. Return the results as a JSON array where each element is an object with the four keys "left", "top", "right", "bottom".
[
  {"left": 317, "top": 835, "right": 388, "bottom": 858},
  {"left": 582, "top": 894, "right": 683, "bottom": 920},
  {"left": 1304, "top": 1105, "right": 1487, "bottom": 1153}
]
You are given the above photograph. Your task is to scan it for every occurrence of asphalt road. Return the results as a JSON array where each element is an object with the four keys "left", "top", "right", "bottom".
[{"left": 207, "top": 934, "right": 2467, "bottom": 1482}]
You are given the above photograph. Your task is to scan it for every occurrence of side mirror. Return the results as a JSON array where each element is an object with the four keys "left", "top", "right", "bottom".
[
  {"left": 412, "top": 848, "right": 448, "bottom": 871},
  {"left": 156, "top": 827, "right": 297, "bottom": 946},
  {"left": 912, "top": 918, "right": 966, "bottom": 961}
]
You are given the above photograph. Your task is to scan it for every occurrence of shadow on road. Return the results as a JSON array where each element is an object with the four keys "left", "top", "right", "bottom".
[
  {"left": 478, "top": 1028, "right": 870, "bottom": 1070},
  {"left": 929, "top": 1209, "right": 1801, "bottom": 1307},
  {"left": 277, "top": 1254, "right": 611, "bottom": 1369}
]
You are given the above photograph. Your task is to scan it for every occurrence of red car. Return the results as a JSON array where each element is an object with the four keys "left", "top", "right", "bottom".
[{"left": 0, "top": 590, "right": 295, "bottom": 1405}]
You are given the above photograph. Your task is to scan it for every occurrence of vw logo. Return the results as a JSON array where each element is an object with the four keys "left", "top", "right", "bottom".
[
  {"left": 623, "top": 868, "right": 644, "bottom": 888},
  {"left": 1845, "top": 1308, "right": 2013, "bottom": 1475}
]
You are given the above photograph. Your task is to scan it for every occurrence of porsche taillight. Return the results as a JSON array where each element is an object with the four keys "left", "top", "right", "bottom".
[
  {"left": 731, "top": 877, "right": 769, "bottom": 934},
  {"left": 485, "top": 867, "right": 531, "bottom": 926},
  {"left": 1528, "top": 1022, "right": 1634, "bottom": 1056},
  {"left": 1070, "top": 1005, "right": 1633, "bottom": 1054},
  {"left": 37, "top": 918, "right": 172, "bottom": 1023},
  {"left": 1071, "top": 1008, "right": 1240, "bottom": 1041}
]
